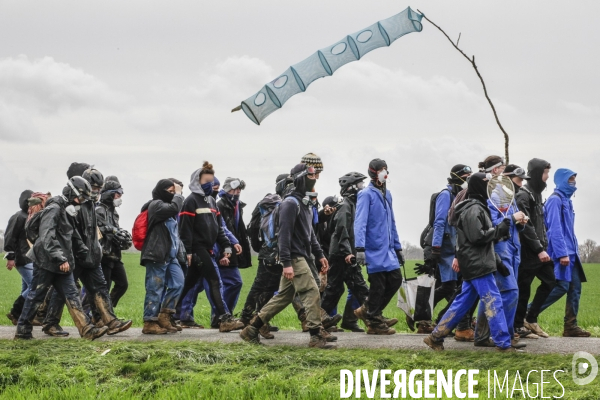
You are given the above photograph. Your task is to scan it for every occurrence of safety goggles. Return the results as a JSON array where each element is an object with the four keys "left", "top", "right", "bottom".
[
  {"left": 504, "top": 167, "right": 530, "bottom": 179},
  {"left": 229, "top": 179, "right": 246, "bottom": 190},
  {"left": 455, "top": 166, "right": 472, "bottom": 176},
  {"left": 67, "top": 180, "right": 89, "bottom": 202}
]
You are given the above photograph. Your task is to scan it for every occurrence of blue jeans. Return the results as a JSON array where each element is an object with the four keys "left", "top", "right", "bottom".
[
  {"left": 539, "top": 263, "right": 582, "bottom": 326},
  {"left": 16, "top": 263, "right": 34, "bottom": 298},
  {"left": 143, "top": 259, "right": 184, "bottom": 321},
  {"left": 431, "top": 273, "right": 511, "bottom": 349}
]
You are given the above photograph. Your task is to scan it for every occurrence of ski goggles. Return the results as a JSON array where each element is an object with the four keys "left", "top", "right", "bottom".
[
  {"left": 454, "top": 166, "right": 472, "bottom": 176},
  {"left": 504, "top": 167, "right": 530, "bottom": 179},
  {"left": 229, "top": 179, "right": 246, "bottom": 190}
]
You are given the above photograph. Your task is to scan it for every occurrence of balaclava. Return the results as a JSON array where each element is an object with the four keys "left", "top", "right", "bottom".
[
  {"left": 554, "top": 168, "right": 577, "bottom": 198},
  {"left": 526, "top": 158, "right": 551, "bottom": 194},
  {"left": 466, "top": 173, "right": 489, "bottom": 205},
  {"left": 448, "top": 164, "right": 471, "bottom": 194},
  {"left": 19, "top": 190, "right": 33, "bottom": 213},
  {"left": 152, "top": 179, "right": 175, "bottom": 203}
]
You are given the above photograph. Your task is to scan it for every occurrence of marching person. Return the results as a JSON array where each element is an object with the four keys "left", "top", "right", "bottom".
[
  {"left": 538, "top": 169, "right": 590, "bottom": 337},
  {"left": 4, "top": 190, "right": 34, "bottom": 325},
  {"left": 239, "top": 164, "right": 334, "bottom": 348},
  {"left": 15, "top": 178, "right": 109, "bottom": 340},
  {"left": 353, "top": 159, "right": 403, "bottom": 335},
  {"left": 423, "top": 173, "right": 517, "bottom": 352}
]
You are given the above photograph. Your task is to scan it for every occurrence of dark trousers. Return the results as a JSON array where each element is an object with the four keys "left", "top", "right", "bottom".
[
  {"left": 101, "top": 258, "right": 129, "bottom": 307},
  {"left": 45, "top": 265, "right": 117, "bottom": 328},
  {"left": 321, "top": 256, "right": 369, "bottom": 319},
  {"left": 433, "top": 280, "right": 457, "bottom": 309},
  {"left": 17, "top": 267, "right": 92, "bottom": 337},
  {"left": 10, "top": 295, "right": 26, "bottom": 318},
  {"left": 367, "top": 269, "right": 402, "bottom": 318},
  {"left": 176, "top": 248, "right": 228, "bottom": 319},
  {"left": 241, "top": 259, "right": 281, "bottom": 321},
  {"left": 515, "top": 261, "right": 556, "bottom": 327}
]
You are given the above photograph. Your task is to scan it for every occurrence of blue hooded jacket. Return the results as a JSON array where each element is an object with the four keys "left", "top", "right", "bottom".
[
  {"left": 487, "top": 200, "right": 522, "bottom": 290},
  {"left": 354, "top": 182, "right": 401, "bottom": 273},
  {"left": 432, "top": 185, "right": 456, "bottom": 248},
  {"left": 544, "top": 168, "right": 580, "bottom": 281}
]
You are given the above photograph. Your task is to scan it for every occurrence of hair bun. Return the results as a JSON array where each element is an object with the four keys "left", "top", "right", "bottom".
[
  {"left": 478, "top": 161, "right": 486, "bottom": 169},
  {"left": 202, "top": 161, "right": 213, "bottom": 170}
]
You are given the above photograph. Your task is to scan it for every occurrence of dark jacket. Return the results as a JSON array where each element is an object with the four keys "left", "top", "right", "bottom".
[
  {"left": 179, "top": 192, "right": 230, "bottom": 255},
  {"left": 96, "top": 201, "right": 121, "bottom": 261},
  {"left": 73, "top": 201, "right": 102, "bottom": 268},
  {"left": 329, "top": 197, "right": 357, "bottom": 258},
  {"left": 140, "top": 194, "right": 184, "bottom": 266},
  {"left": 217, "top": 197, "right": 252, "bottom": 268},
  {"left": 30, "top": 196, "right": 88, "bottom": 274},
  {"left": 278, "top": 192, "right": 324, "bottom": 268},
  {"left": 455, "top": 199, "right": 500, "bottom": 281},
  {"left": 316, "top": 209, "right": 333, "bottom": 258},
  {"left": 516, "top": 158, "right": 550, "bottom": 268},
  {"left": 3, "top": 190, "right": 33, "bottom": 266}
]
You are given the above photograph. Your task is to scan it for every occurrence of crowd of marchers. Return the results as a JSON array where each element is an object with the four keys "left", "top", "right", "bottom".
[{"left": 3, "top": 153, "right": 589, "bottom": 351}]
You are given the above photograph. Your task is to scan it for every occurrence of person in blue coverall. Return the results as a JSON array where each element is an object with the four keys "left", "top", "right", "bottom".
[
  {"left": 538, "top": 168, "right": 590, "bottom": 337},
  {"left": 424, "top": 173, "right": 520, "bottom": 352},
  {"left": 354, "top": 159, "right": 404, "bottom": 335},
  {"left": 474, "top": 164, "right": 528, "bottom": 347}
]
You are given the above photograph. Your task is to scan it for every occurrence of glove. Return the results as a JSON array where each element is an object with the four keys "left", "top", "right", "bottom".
[
  {"left": 356, "top": 250, "right": 366, "bottom": 266},
  {"left": 496, "top": 256, "right": 511, "bottom": 277},
  {"left": 431, "top": 246, "right": 441, "bottom": 263},
  {"left": 414, "top": 260, "right": 435, "bottom": 276},
  {"left": 396, "top": 249, "right": 405, "bottom": 267},
  {"left": 496, "top": 219, "right": 511, "bottom": 239}
]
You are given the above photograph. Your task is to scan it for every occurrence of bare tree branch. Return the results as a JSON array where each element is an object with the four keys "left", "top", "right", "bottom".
[{"left": 417, "top": 9, "right": 510, "bottom": 162}]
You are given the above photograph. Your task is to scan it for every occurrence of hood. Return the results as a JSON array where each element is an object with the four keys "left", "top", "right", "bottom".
[
  {"left": 46, "top": 195, "right": 65, "bottom": 209},
  {"left": 554, "top": 168, "right": 577, "bottom": 198},
  {"left": 455, "top": 198, "right": 489, "bottom": 220},
  {"left": 290, "top": 163, "right": 310, "bottom": 194},
  {"left": 466, "top": 172, "right": 488, "bottom": 204},
  {"left": 526, "top": 158, "right": 551, "bottom": 194},
  {"left": 19, "top": 190, "right": 33, "bottom": 212},
  {"left": 189, "top": 168, "right": 206, "bottom": 196},
  {"left": 66, "top": 162, "right": 90, "bottom": 179}
]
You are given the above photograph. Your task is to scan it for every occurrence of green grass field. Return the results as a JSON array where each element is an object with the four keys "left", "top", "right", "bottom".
[
  {"left": 1, "top": 253, "right": 599, "bottom": 335},
  {"left": 1, "top": 255, "right": 600, "bottom": 399}
]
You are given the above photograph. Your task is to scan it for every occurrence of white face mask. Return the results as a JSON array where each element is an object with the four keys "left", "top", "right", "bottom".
[
  {"left": 65, "top": 204, "right": 80, "bottom": 217},
  {"left": 461, "top": 182, "right": 468, "bottom": 190},
  {"left": 113, "top": 198, "right": 123, "bottom": 207},
  {"left": 378, "top": 170, "right": 388, "bottom": 183}
]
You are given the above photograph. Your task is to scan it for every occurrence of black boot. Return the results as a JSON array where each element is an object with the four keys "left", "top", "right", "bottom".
[{"left": 340, "top": 300, "right": 364, "bottom": 332}]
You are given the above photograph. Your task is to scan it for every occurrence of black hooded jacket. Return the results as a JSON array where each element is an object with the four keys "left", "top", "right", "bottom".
[
  {"left": 516, "top": 158, "right": 550, "bottom": 267},
  {"left": 328, "top": 196, "right": 357, "bottom": 258},
  {"left": 96, "top": 197, "right": 121, "bottom": 261},
  {"left": 3, "top": 190, "right": 33, "bottom": 266},
  {"left": 72, "top": 201, "right": 103, "bottom": 268},
  {"left": 30, "top": 196, "right": 88, "bottom": 274},
  {"left": 140, "top": 194, "right": 185, "bottom": 266},
  {"left": 217, "top": 197, "right": 252, "bottom": 268},
  {"left": 179, "top": 192, "right": 230, "bottom": 255}
]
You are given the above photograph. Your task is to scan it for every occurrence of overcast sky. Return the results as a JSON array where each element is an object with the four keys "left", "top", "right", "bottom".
[{"left": 1, "top": 0, "right": 599, "bottom": 247}]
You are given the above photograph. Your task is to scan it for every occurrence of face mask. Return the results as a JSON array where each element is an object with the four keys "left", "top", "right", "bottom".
[
  {"left": 304, "top": 176, "right": 316, "bottom": 192},
  {"left": 91, "top": 190, "right": 100, "bottom": 202},
  {"left": 461, "top": 182, "right": 468, "bottom": 190},
  {"left": 357, "top": 181, "right": 365, "bottom": 190},
  {"left": 232, "top": 194, "right": 240, "bottom": 202},
  {"left": 113, "top": 198, "right": 123, "bottom": 207},
  {"left": 378, "top": 170, "right": 388, "bottom": 183},
  {"left": 201, "top": 182, "right": 213, "bottom": 196},
  {"left": 65, "top": 204, "right": 80, "bottom": 217},
  {"left": 569, "top": 181, "right": 576, "bottom": 187}
]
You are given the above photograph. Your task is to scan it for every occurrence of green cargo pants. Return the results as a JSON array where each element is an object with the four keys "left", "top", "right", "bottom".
[{"left": 258, "top": 257, "right": 322, "bottom": 330}]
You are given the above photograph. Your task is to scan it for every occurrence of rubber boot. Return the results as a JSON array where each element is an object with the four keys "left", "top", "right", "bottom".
[
  {"left": 340, "top": 301, "right": 365, "bottom": 332},
  {"left": 158, "top": 309, "right": 178, "bottom": 333}
]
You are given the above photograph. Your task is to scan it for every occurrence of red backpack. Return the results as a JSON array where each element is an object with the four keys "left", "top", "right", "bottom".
[{"left": 132, "top": 210, "right": 149, "bottom": 250}]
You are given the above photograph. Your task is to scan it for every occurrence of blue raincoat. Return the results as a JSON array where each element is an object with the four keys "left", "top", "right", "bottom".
[
  {"left": 487, "top": 200, "right": 522, "bottom": 288},
  {"left": 354, "top": 182, "right": 401, "bottom": 273},
  {"left": 544, "top": 168, "right": 584, "bottom": 282},
  {"left": 432, "top": 186, "right": 458, "bottom": 282}
]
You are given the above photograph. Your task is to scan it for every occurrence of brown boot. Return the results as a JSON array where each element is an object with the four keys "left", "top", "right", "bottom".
[
  {"left": 42, "top": 324, "right": 70, "bottom": 337},
  {"left": 142, "top": 321, "right": 168, "bottom": 334},
  {"left": 320, "top": 327, "right": 338, "bottom": 342},
  {"left": 239, "top": 325, "right": 261, "bottom": 344},
  {"left": 158, "top": 309, "right": 177, "bottom": 333},
  {"left": 383, "top": 316, "right": 399, "bottom": 327},
  {"left": 321, "top": 308, "right": 342, "bottom": 329},
  {"left": 423, "top": 335, "right": 444, "bottom": 351},
  {"left": 82, "top": 325, "right": 109, "bottom": 341},
  {"left": 417, "top": 321, "right": 435, "bottom": 334},
  {"left": 106, "top": 319, "right": 133, "bottom": 335},
  {"left": 259, "top": 324, "right": 274, "bottom": 339},
  {"left": 309, "top": 333, "right": 336, "bottom": 349},
  {"left": 563, "top": 325, "right": 591, "bottom": 337},
  {"left": 6, "top": 313, "right": 18, "bottom": 326},
  {"left": 170, "top": 315, "right": 182, "bottom": 332},
  {"left": 354, "top": 305, "right": 369, "bottom": 326},
  {"left": 454, "top": 328, "right": 475, "bottom": 342},
  {"left": 366, "top": 317, "right": 396, "bottom": 335},
  {"left": 219, "top": 315, "right": 245, "bottom": 332}
]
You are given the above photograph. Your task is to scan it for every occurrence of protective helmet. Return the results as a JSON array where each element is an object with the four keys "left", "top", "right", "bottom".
[
  {"left": 339, "top": 172, "right": 367, "bottom": 196},
  {"left": 114, "top": 229, "right": 133, "bottom": 250},
  {"left": 82, "top": 168, "right": 105, "bottom": 189},
  {"left": 64, "top": 176, "right": 93, "bottom": 203}
]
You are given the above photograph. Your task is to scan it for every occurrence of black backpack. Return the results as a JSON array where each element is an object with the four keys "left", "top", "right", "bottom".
[
  {"left": 247, "top": 202, "right": 263, "bottom": 253},
  {"left": 419, "top": 188, "right": 450, "bottom": 249}
]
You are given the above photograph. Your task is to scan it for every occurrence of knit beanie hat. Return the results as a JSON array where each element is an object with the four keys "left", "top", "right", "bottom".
[{"left": 301, "top": 152, "right": 323, "bottom": 173}]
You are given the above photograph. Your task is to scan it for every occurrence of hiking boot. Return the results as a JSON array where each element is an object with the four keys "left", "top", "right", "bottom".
[
  {"left": 219, "top": 315, "right": 245, "bottom": 332},
  {"left": 181, "top": 320, "right": 204, "bottom": 329},
  {"left": 31, "top": 315, "right": 44, "bottom": 326},
  {"left": 43, "top": 325, "right": 70, "bottom": 337},
  {"left": 524, "top": 321, "right": 549, "bottom": 338},
  {"left": 170, "top": 316, "right": 182, "bottom": 332},
  {"left": 321, "top": 308, "right": 342, "bottom": 329},
  {"left": 82, "top": 325, "right": 109, "bottom": 340},
  {"left": 405, "top": 315, "right": 415, "bottom": 332},
  {"left": 454, "top": 328, "right": 475, "bottom": 342},
  {"left": 515, "top": 326, "right": 539, "bottom": 339},
  {"left": 158, "top": 310, "right": 178, "bottom": 333},
  {"left": 366, "top": 317, "right": 396, "bottom": 335},
  {"left": 239, "top": 316, "right": 251, "bottom": 327},
  {"left": 259, "top": 324, "right": 274, "bottom": 339},
  {"left": 309, "top": 333, "right": 336, "bottom": 349},
  {"left": 474, "top": 338, "right": 495, "bottom": 347},
  {"left": 512, "top": 341, "right": 527, "bottom": 349},
  {"left": 383, "top": 316, "right": 399, "bottom": 327},
  {"left": 142, "top": 321, "right": 168, "bottom": 334},
  {"left": 423, "top": 335, "right": 444, "bottom": 351},
  {"left": 563, "top": 325, "right": 591, "bottom": 337},
  {"left": 320, "top": 327, "right": 338, "bottom": 342},
  {"left": 239, "top": 326, "right": 261, "bottom": 344},
  {"left": 417, "top": 322, "right": 435, "bottom": 334},
  {"left": 354, "top": 305, "right": 369, "bottom": 326},
  {"left": 270, "top": 325, "right": 279, "bottom": 332},
  {"left": 496, "top": 346, "right": 518, "bottom": 353},
  {"left": 341, "top": 321, "right": 365, "bottom": 333},
  {"left": 106, "top": 319, "right": 133, "bottom": 335},
  {"left": 6, "top": 313, "right": 18, "bottom": 326},
  {"left": 92, "top": 318, "right": 105, "bottom": 329},
  {"left": 299, "top": 312, "right": 309, "bottom": 332}
]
